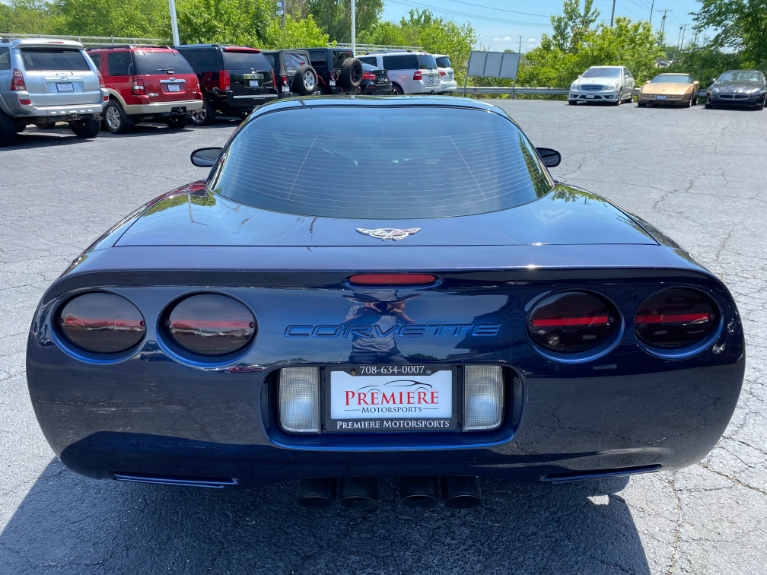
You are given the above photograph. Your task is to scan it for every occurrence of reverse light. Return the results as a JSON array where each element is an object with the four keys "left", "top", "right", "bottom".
[
  {"left": 57, "top": 293, "right": 146, "bottom": 354},
  {"left": 413, "top": 70, "right": 423, "bottom": 81},
  {"left": 528, "top": 291, "right": 616, "bottom": 354},
  {"left": 10, "top": 69, "right": 26, "bottom": 91},
  {"left": 219, "top": 70, "right": 230, "bottom": 91},
  {"left": 279, "top": 367, "right": 320, "bottom": 433},
  {"left": 464, "top": 366, "right": 504, "bottom": 431},
  {"left": 131, "top": 79, "right": 145, "bottom": 95},
  {"left": 635, "top": 289, "right": 716, "bottom": 349},
  {"left": 165, "top": 294, "right": 256, "bottom": 356},
  {"left": 349, "top": 274, "right": 436, "bottom": 285}
]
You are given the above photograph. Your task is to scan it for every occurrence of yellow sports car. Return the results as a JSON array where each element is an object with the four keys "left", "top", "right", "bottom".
[{"left": 638, "top": 73, "right": 701, "bottom": 107}]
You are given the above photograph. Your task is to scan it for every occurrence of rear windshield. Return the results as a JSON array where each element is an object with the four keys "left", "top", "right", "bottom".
[
  {"left": 134, "top": 50, "right": 194, "bottom": 75},
  {"left": 582, "top": 67, "right": 621, "bottom": 78},
  {"left": 211, "top": 106, "right": 553, "bottom": 219},
  {"left": 651, "top": 75, "right": 692, "bottom": 84},
  {"left": 20, "top": 48, "right": 90, "bottom": 71},
  {"left": 223, "top": 51, "right": 270, "bottom": 70},
  {"left": 435, "top": 56, "right": 451, "bottom": 68}
]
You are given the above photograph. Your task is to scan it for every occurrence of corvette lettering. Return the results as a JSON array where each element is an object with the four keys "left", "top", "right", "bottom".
[{"left": 284, "top": 324, "right": 501, "bottom": 337}]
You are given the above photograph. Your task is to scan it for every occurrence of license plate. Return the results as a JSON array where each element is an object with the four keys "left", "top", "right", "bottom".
[
  {"left": 249, "top": 80, "right": 259, "bottom": 87},
  {"left": 168, "top": 84, "right": 181, "bottom": 92},
  {"left": 586, "top": 94, "right": 595, "bottom": 99},
  {"left": 657, "top": 95, "right": 667, "bottom": 100},
  {"left": 56, "top": 83, "right": 74, "bottom": 92},
  {"left": 329, "top": 80, "right": 336, "bottom": 86},
  {"left": 327, "top": 366, "right": 457, "bottom": 432}
]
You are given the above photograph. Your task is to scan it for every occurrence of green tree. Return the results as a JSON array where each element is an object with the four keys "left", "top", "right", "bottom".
[
  {"left": 693, "top": 0, "right": 767, "bottom": 69},
  {"left": 305, "top": 0, "right": 382, "bottom": 43},
  {"left": 1, "top": 0, "right": 61, "bottom": 34},
  {"left": 56, "top": 0, "right": 169, "bottom": 38},
  {"left": 550, "top": 0, "right": 599, "bottom": 52},
  {"left": 664, "top": 45, "right": 747, "bottom": 87}
]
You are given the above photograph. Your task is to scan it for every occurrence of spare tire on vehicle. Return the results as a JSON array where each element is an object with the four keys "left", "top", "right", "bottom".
[
  {"left": 294, "top": 64, "right": 318, "bottom": 96},
  {"left": 340, "top": 58, "right": 363, "bottom": 90}
]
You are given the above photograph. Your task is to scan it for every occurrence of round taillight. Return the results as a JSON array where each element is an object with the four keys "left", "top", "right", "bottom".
[
  {"left": 528, "top": 291, "right": 617, "bottom": 354},
  {"left": 57, "top": 293, "right": 145, "bottom": 353},
  {"left": 166, "top": 294, "right": 255, "bottom": 356},
  {"left": 635, "top": 289, "right": 716, "bottom": 349}
]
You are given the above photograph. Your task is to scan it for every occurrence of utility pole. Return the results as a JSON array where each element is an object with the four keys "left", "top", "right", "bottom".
[
  {"left": 680, "top": 24, "right": 687, "bottom": 50},
  {"left": 610, "top": 0, "right": 616, "bottom": 27},
  {"left": 677, "top": 25, "right": 683, "bottom": 50},
  {"left": 649, "top": 0, "right": 654, "bottom": 26},
  {"left": 351, "top": 0, "right": 356, "bottom": 55},
  {"left": 659, "top": 9, "right": 668, "bottom": 43},
  {"left": 168, "top": 0, "right": 179, "bottom": 46}
]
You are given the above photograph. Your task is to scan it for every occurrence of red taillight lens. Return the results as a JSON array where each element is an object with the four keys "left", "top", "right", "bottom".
[
  {"left": 219, "top": 70, "right": 230, "bottom": 91},
  {"left": 439, "top": 70, "right": 446, "bottom": 77},
  {"left": 413, "top": 70, "right": 422, "bottom": 81},
  {"left": 349, "top": 274, "right": 436, "bottom": 285},
  {"left": 281, "top": 75, "right": 288, "bottom": 85},
  {"left": 131, "top": 79, "right": 145, "bottom": 95},
  {"left": 10, "top": 69, "right": 26, "bottom": 91},
  {"left": 166, "top": 294, "right": 256, "bottom": 356},
  {"left": 362, "top": 72, "right": 376, "bottom": 80},
  {"left": 528, "top": 292, "right": 616, "bottom": 353},
  {"left": 97, "top": 71, "right": 105, "bottom": 88},
  {"left": 330, "top": 70, "right": 336, "bottom": 80},
  {"left": 635, "top": 289, "right": 716, "bottom": 349},
  {"left": 18, "top": 99, "right": 31, "bottom": 105},
  {"left": 57, "top": 293, "right": 146, "bottom": 354}
]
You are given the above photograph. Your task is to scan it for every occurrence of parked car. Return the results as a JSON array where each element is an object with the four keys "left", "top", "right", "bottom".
[
  {"left": 706, "top": 70, "right": 767, "bottom": 110},
  {"left": 87, "top": 45, "right": 202, "bottom": 133},
  {"left": 568, "top": 66, "right": 635, "bottom": 105},
  {"left": 261, "top": 50, "right": 318, "bottom": 98},
  {"left": 432, "top": 54, "right": 457, "bottom": 93},
  {"left": 357, "top": 51, "right": 440, "bottom": 95},
  {"left": 27, "top": 97, "right": 744, "bottom": 510},
  {"left": 301, "top": 47, "right": 364, "bottom": 94},
  {"left": 637, "top": 73, "right": 700, "bottom": 107},
  {"left": 0, "top": 38, "right": 106, "bottom": 146},
  {"left": 174, "top": 44, "right": 277, "bottom": 125},
  {"left": 360, "top": 62, "right": 392, "bottom": 95}
]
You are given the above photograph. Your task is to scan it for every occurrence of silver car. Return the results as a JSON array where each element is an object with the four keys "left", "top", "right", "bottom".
[
  {"left": 0, "top": 38, "right": 107, "bottom": 145},
  {"left": 357, "top": 52, "right": 440, "bottom": 95},
  {"left": 568, "top": 65, "right": 635, "bottom": 105},
  {"left": 433, "top": 54, "right": 458, "bottom": 93}
]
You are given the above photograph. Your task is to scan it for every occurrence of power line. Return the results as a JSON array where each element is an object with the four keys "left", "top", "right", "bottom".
[
  {"left": 386, "top": 0, "right": 554, "bottom": 27},
  {"left": 443, "top": 0, "right": 550, "bottom": 19}
]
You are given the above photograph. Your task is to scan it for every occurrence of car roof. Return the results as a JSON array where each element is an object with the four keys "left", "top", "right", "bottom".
[
  {"left": 657, "top": 72, "right": 691, "bottom": 76},
  {"left": 5, "top": 38, "right": 84, "bottom": 50}
]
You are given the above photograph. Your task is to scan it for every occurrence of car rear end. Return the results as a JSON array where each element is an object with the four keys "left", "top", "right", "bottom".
[
  {"left": 0, "top": 39, "right": 106, "bottom": 124},
  {"left": 360, "top": 63, "right": 391, "bottom": 95},
  {"left": 381, "top": 53, "right": 441, "bottom": 94},
  {"left": 126, "top": 47, "right": 202, "bottom": 121},
  {"left": 219, "top": 47, "right": 277, "bottom": 113},
  {"left": 434, "top": 55, "right": 458, "bottom": 92},
  {"left": 263, "top": 50, "right": 312, "bottom": 99}
]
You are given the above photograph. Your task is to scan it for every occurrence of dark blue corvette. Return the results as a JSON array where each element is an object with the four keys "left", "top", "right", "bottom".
[{"left": 27, "top": 97, "right": 744, "bottom": 509}]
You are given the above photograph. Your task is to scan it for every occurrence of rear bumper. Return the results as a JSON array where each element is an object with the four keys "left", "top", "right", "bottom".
[
  {"left": 440, "top": 79, "right": 458, "bottom": 92},
  {"left": 124, "top": 99, "right": 203, "bottom": 116},
  {"left": 0, "top": 91, "right": 105, "bottom": 119}
]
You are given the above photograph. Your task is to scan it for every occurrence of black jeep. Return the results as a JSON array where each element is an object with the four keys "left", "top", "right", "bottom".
[
  {"left": 261, "top": 50, "right": 319, "bottom": 98},
  {"left": 301, "top": 47, "right": 364, "bottom": 94}
]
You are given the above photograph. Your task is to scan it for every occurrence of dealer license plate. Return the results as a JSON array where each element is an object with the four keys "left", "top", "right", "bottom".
[
  {"left": 657, "top": 95, "right": 667, "bottom": 100},
  {"left": 168, "top": 84, "right": 181, "bottom": 92},
  {"left": 249, "top": 80, "right": 259, "bottom": 87},
  {"left": 56, "top": 83, "right": 74, "bottom": 92},
  {"left": 327, "top": 366, "right": 457, "bottom": 432}
]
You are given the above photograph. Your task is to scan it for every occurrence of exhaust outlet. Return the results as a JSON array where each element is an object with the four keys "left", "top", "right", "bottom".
[
  {"left": 296, "top": 477, "right": 337, "bottom": 509},
  {"left": 441, "top": 476, "right": 482, "bottom": 509},
  {"left": 339, "top": 477, "right": 379, "bottom": 510},
  {"left": 399, "top": 476, "right": 440, "bottom": 509}
]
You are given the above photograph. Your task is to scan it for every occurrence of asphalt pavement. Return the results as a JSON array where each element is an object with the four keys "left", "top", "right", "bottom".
[{"left": 1, "top": 99, "right": 765, "bottom": 574}]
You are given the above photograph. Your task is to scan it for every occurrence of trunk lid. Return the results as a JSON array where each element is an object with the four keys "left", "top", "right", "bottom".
[
  {"left": 19, "top": 47, "right": 101, "bottom": 106},
  {"left": 223, "top": 49, "right": 274, "bottom": 97},
  {"left": 132, "top": 49, "right": 198, "bottom": 104}
]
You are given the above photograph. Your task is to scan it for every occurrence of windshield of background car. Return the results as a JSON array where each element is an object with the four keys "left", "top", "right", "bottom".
[
  {"left": 211, "top": 106, "right": 553, "bottom": 219},
  {"left": 652, "top": 75, "right": 692, "bottom": 83},
  {"left": 223, "top": 51, "right": 270, "bottom": 70},
  {"left": 134, "top": 50, "right": 194, "bottom": 75},
  {"left": 417, "top": 54, "right": 438, "bottom": 69},
  {"left": 582, "top": 67, "right": 621, "bottom": 78},
  {"left": 718, "top": 71, "right": 764, "bottom": 83},
  {"left": 435, "top": 57, "right": 451, "bottom": 68},
  {"left": 19, "top": 48, "right": 90, "bottom": 71}
]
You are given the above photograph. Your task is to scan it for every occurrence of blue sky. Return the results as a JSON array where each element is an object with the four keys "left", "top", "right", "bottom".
[{"left": 381, "top": 0, "right": 705, "bottom": 52}]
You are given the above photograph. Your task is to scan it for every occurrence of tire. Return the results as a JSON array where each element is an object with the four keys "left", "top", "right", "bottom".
[
  {"left": 0, "top": 108, "right": 18, "bottom": 147},
  {"left": 686, "top": 94, "right": 693, "bottom": 108},
  {"left": 294, "top": 65, "right": 318, "bottom": 96},
  {"left": 392, "top": 83, "right": 404, "bottom": 95},
  {"left": 339, "top": 58, "right": 363, "bottom": 90},
  {"left": 693, "top": 91, "right": 699, "bottom": 105},
  {"left": 614, "top": 90, "right": 622, "bottom": 105},
  {"left": 191, "top": 97, "right": 215, "bottom": 126},
  {"left": 166, "top": 116, "right": 189, "bottom": 129},
  {"left": 103, "top": 101, "right": 132, "bottom": 134},
  {"left": 568, "top": 100, "right": 577, "bottom": 105},
  {"left": 35, "top": 121, "right": 57, "bottom": 129},
  {"left": 70, "top": 117, "right": 101, "bottom": 138}
]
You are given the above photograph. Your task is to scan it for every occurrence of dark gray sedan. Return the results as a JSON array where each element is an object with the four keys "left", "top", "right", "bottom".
[{"left": 706, "top": 70, "right": 767, "bottom": 110}]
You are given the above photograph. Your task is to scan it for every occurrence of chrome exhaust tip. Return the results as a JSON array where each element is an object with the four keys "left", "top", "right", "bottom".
[
  {"left": 441, "top": 476, "right": 482, "bottom": 509},
  {"left": 296, "top": 477, "right": 337, "bottom": 509},
  {"left": 339, "top": 477, "right": 379, "bottom": 510},
  {"left": 399, "top": 476, "right": 440, "bottom": 509}
]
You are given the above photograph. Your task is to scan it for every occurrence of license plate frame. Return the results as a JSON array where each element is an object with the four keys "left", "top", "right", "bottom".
[
  {"left": 585, "top": 94, "right": 596, "bottom": 99},
  {"left": 324, "top": 365, "right": 460, "bottom": 433},
  {"left": 248, "top": 80, "right": 259, "bottom": 87},
  {"left": 167, "top": 83, "right": 181, "bottom": 92},
  {"left": 657, "top": 95, "right": 667, "bottom": 100},
  {"left": 56, "top": 82, "right": 74, "bottom": 92}
]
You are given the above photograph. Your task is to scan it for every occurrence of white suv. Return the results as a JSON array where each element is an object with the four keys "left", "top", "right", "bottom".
[
  {"left": 433, "top": 54, "right": 457, "bottom": 93},
  {"left": 357, "top": 52, "right": 440, "bottom": 95},
  {"left": 0, "top": 38, "right": 107, "bottom": 145},
  {"left": 569, "top": 66, "right": 635, "bottom": 105}
]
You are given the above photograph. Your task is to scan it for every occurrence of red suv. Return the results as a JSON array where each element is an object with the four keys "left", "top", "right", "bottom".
[{"left": 87, "top": 45, "right": 202, "bottom": 133}]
